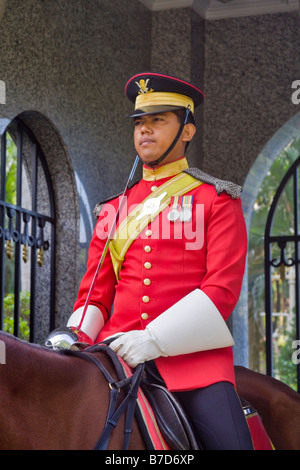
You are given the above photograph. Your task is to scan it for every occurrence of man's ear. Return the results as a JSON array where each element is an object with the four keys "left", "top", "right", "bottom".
[{"left": 182, "top": 123, "right": 196, "bottom": 143}]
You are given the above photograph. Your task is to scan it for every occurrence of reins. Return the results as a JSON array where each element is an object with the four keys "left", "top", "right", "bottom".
[{"left": 61, "top": 343, "right": 144, "bottom": 450}]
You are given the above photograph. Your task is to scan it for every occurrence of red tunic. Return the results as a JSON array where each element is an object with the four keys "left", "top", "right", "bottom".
[{"left": 74, "top": 169, "right": 247, "bottom": 391}]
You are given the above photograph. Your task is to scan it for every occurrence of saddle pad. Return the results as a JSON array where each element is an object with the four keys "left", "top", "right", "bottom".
[
  {"left": 243, "top": 403, "right": 274, "bottom": 450},
  {"left": 119, "top": 358, "right": 171, "bottom": 450}
]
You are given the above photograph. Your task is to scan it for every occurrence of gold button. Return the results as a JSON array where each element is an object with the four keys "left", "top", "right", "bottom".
[
  {"left": 144, "top": 278, "right": 151, "bottom": 286},
  {"left": 142, "top": 295, "right": 150, "bottom": 303},
  {"left": 151, "top": 185, "right": 158, "bottom": 191},
  {"left": 141, "top": 313, "right": 149, "bottom": 320},
  {"left": 144, "top": 262, "right": 152, "bottom": 269},
  {"left": 145, "top": 229, "right": 152, "bottom": 237},
  {"left": 144, "top": 245, "right": 151, "bottom": 253}
]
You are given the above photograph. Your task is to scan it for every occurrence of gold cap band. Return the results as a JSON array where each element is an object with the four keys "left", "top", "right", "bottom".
[{"left": 135, "top": 92, "right": 194, "bottom": 114}]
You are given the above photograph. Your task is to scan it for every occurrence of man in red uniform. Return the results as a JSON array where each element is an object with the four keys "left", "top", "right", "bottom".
[{"left": 52, "top": 73, "right": 253, "bottom": 449}]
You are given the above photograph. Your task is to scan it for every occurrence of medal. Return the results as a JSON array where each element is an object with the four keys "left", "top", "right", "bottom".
[
  {"left": 179, "top": 195, "right": 193, "bottom": 222},
  {"left": 168, "top": 196, "right": 180, "bottom": 222},
  {"left": 136, "top": 191, "right": 167, "bottom": 221}
]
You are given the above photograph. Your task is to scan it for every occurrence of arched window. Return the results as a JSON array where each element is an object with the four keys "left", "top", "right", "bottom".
[
  {"left": 248, "top": 138, "right": 300, "bottom": 392},
  {"left": 0, "top": 119, "right": 56, "bottom": 342},
  {"left": 264, "top": 154, "right": 300, "bottom": 392}
]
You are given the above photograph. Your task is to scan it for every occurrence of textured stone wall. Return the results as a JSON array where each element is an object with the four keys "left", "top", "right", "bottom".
[
  {"left": 201, "top": 12, "right": 300, "bottom": 186},
  {"left": 150, "top": 8, "right": 205, "bottom": 170},
  {"left": 0, "top": 0, "right": 152, "bottom": 332}
]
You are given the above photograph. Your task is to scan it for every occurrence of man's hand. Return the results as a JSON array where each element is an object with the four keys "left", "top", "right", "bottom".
[{"left": 108, "top": 329, "right": 167, "bottom": 368}]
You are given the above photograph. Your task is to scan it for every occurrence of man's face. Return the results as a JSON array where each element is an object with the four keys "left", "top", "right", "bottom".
[{"left": 133, "top": 112, "right": 186, "bottom": 165}]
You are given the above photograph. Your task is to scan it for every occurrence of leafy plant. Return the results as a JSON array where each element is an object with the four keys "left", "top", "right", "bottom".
[{"left": 3, "top": 291, "right": 30, "bottom": 341}]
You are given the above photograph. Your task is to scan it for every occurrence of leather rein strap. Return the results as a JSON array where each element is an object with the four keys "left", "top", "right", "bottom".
[{"left": 61, "top": 343, "right": 145, "bottom": 450}]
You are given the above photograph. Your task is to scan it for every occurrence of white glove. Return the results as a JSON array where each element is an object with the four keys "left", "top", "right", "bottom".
[
  {"left": 109, "top": 329, "right": 167, "bottom": 368},
  {"left": 108, "top": 289, "right": 234, "bottom": 368}
]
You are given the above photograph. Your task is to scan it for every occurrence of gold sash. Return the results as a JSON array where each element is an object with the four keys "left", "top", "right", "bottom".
[{"left": 109, "top": 173, "right": 203, "bottom": 279}]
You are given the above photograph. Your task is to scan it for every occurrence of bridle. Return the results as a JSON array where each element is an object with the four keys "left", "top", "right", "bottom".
[{"left": 61, "top": 343, "right": 145, "bottom": 450}]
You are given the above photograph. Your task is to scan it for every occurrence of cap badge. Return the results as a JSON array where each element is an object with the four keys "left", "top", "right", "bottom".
[{"left": 136, "top": 79, "right": 154, "bottom": 95}]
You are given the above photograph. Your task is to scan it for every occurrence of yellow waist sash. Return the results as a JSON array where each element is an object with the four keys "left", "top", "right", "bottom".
[{"left": 109, "top": 172, "right": 203, "bottom": 280}]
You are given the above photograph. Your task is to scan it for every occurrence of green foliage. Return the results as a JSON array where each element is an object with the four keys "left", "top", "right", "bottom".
[
  {"left": 2, "top": 132, "right": 30, "bottom": 342},
  {"left": 274, "top": 317, "right": 298, "bottom": 391},
  {"left": 3, "top": 291, "right": 30, "bottom": 341},
  {"left": 5, "top": 132, "right": 17, "bottom": 205}
]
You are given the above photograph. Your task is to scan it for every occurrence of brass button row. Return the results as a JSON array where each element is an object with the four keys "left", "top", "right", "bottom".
[{"left": 142, "top": 230, "right": 152, "bottom": 320}]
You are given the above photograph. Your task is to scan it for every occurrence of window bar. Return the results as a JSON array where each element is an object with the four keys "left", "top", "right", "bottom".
[
  {"left": 38, "top": 146, "right": 56, "bottom": 332},
  {"left": 264, "top": 236, "right": 273, "bottom": 377},
  {"left": 49, "top": 217, "right": 56, "bottom": 332},
  {"left": 0, "top": 131, "right": 6, "bottom": 330},
  {"left": 13, "top": 123, "right": 23, "bottom": 338},
  {"left": 294, "top": 168, "right": 300, "bottom": 392},
  {"left": 30, "top": 141, "right": 37, "bottom": 342}
]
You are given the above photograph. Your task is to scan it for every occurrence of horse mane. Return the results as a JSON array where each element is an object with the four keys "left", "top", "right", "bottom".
[{"left": 0, "top": 330, "right": 47, "bottom": 352}]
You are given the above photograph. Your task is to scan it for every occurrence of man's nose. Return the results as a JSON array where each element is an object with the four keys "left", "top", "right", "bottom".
[{"left": 140, "top": 121, "right": 151, "bottom": 133}]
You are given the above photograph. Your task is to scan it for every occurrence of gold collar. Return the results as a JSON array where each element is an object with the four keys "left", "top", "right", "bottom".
[{"left": 143, "top": 157, "right": 189, "bottom": 181}]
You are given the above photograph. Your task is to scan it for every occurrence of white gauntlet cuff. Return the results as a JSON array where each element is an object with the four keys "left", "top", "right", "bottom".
[
  {"left": 146, "top": 289, "right": 234, "bottom": 357},
  {"left": 67, "top": 305, "right": 104, "bottom": 342}
]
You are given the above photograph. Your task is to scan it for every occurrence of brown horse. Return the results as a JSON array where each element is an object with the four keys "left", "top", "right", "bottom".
[
  {"left": 235, "top": 365, "right": 300, "bottom": 450},
  {"left": 1, "top": 330, "right": 299, "bottom": 450},
  {"left": 0, "top": 331, "right": 145, "bottom": 450}
]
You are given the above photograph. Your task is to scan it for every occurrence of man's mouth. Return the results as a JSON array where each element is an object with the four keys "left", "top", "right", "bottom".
[{"left": 140, "top": 138, "right": 154, "bottom": 146}]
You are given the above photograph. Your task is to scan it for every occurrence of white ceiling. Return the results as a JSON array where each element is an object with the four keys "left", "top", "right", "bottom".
[{"left": 139, "top": 0, "right": 299, "bottom": 20}]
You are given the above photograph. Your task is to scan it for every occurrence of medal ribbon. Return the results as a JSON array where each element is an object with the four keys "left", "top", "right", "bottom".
[{"left": 109, "top": 173, "right": 203, "bottom": 279}]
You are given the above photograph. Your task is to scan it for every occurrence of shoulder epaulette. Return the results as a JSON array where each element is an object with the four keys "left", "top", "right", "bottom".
[
  {"left": 93, "top": 179, "right": 141, "bottom": 219},
  {"left": 183, "top": 168, "right": 242, "bottom": 199}
]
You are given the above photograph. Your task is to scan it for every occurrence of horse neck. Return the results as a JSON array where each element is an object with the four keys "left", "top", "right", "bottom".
[
  {"left": 0, "top": 332, "right": 104, "bottom": 449},
  {"left": 0, "top": 332, "right": 63, "bottom": 397}
]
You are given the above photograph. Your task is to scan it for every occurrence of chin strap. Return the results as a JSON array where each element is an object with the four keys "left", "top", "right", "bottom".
[{"left": 142, "top": 107, "right": 191, "bottom": 168}]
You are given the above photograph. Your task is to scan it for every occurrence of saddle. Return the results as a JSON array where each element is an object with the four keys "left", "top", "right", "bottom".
[
  {"left": 141, "top": 361, "right": 199, "bottom": 450},
  {"left": 62, "top": 344, "right": 199, "bottom": 450},
  {"left": 62, "top": 344, "right": 273, "bottom": 450}
]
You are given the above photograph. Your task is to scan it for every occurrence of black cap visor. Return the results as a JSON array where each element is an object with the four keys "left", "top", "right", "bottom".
[{"left": 127, "top": 105, "right": 186, "bottom": 118}]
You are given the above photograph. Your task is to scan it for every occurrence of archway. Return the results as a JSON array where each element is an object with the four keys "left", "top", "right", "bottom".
[
  {"left": 0, "top": 111, "right": 81, "bottom": 343},
  {"left": 234, "top": 111, "right": 300, "bottom": 383}
]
